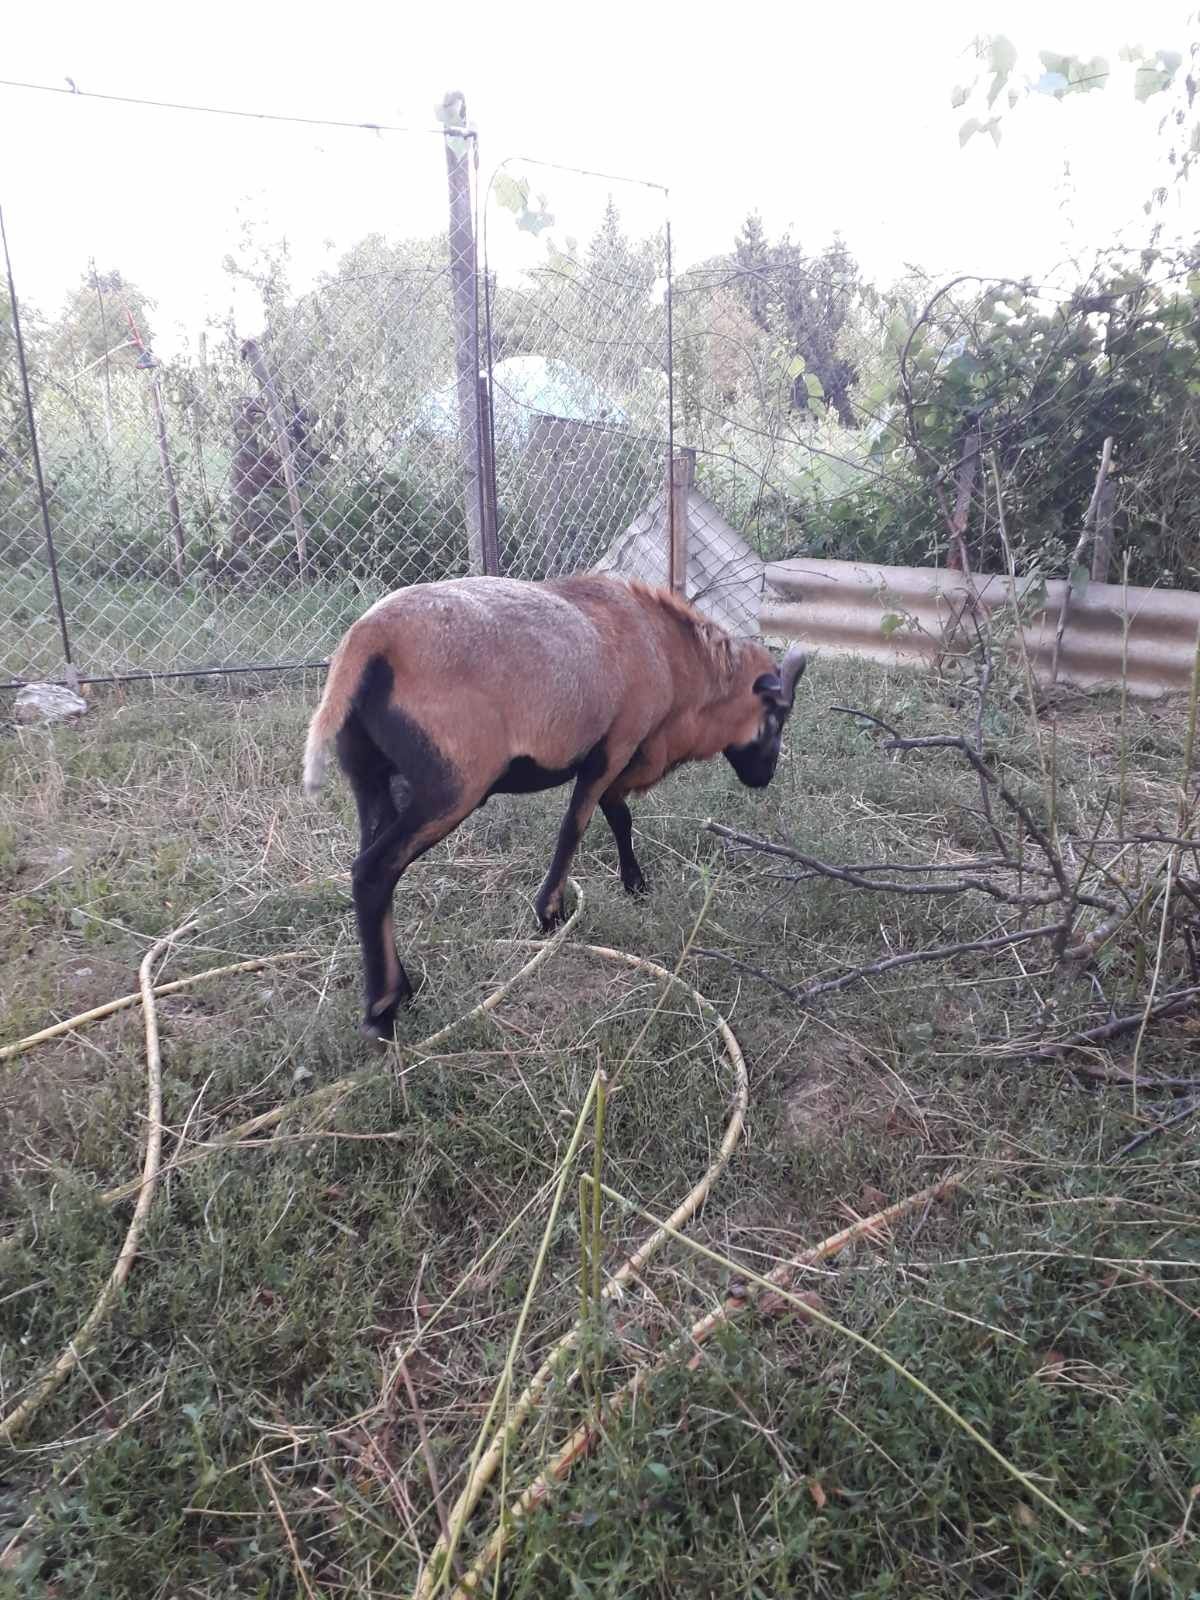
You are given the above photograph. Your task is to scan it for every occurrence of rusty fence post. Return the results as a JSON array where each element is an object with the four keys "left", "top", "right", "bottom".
[{"left": 669, "top": 447, "right": 695, "bottom": 596}]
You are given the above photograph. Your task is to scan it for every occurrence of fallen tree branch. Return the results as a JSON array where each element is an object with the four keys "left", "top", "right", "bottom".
[
  {"left": 696, "top": 923, "right": 1063, "bottom": 1005},
  {"left": 1012, "top": 984, "right": 1200, "bottom": 1059},
  {"left": 1109, "top": 1094, "right": 1200, "bottom": 1163},
  {"left": 0, "top": 949, "right": 315, "bottom": 1063},
  {"left": 704, "top": 820, "right": 1063, "bottom": 908}
]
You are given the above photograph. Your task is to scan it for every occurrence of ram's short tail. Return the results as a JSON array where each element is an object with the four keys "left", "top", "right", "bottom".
[{"left": 302, "top": 634, "right": 365, "bottom": 797}]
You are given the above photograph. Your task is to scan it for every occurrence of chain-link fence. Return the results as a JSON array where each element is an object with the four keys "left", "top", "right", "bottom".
[
  {"left": 3, "top": 88, "right": 802, "bottom": 689},
  {"left": 667, "top": 247, "right": 877, "bottom": 637},
  {"left": 1, "top": 98, "right": 489, "bottom": 685},
  {"left": 479, "top": 158, "right": 669, "bottom": 584}
]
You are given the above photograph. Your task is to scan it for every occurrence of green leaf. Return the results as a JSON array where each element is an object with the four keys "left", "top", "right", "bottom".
[
  {"left": 786, "top": 354, "right": 807, "bottom": 380},
  {"left": 1135, "top": 64, "right": 1173, "bottom": 101},
  {"left": 1039, "top": 50, "right": 1073, "bottom": 79},
  {"left": 1069, "top": 562, "right": 1090, "bottom": 600},
  {"left": 1034, "top": 70, "right": 1069, "bottom": 97},
  {"left": 880, "top": 612, "right": 906, "bottom": 637},
  {"left": 805, "top": 371, "right": 824, "bottom": 400},
  {"left": 950, "top": 84, "right": 969, "bottom": 109},
  {"left": 984, "top": 37, "right": 1018, "bottom": 110},
  {"left": 493, "top": 173, "right": 529, "bottom": 214},
  {"left": 959, "top": 116, "right": 982, "bottom": 146},
  {"left": 1118, "top": 43, "right": 1146, "bottom": 65},
  {"left": 1073, "top": 55, "right": 1110, "bottom": 93},
  {"left": 988, "top": 34, "right": 1018, "bottom": 78},
  {"left": 946, "top": 352, "right": 981, "bottom": 381}
]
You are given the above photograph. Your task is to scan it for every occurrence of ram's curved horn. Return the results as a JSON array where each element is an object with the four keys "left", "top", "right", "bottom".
[{"left": 777, "top": 645, "right": 807, "bottom": 707}]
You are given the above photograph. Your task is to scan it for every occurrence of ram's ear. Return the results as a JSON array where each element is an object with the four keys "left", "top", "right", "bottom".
[{"left": 753, "top": 672, "right": 782, "bottom": 698}]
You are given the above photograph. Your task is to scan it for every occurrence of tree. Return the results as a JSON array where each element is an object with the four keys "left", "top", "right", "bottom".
[
  {"left": 586, "top": 196, "right": 656, "bottom": 301},
  {"left": 732, "top": 212, "right": 773, "bottom": 329},
  {"left": 729, "top": 218, "right": 864, "bottom": 426},
  {"left": 48, "top": 267, "right": 156, "bottom": 371},
  {"left": 581, "top": 198, "right": 660, "bottom": 391},
  {"left": 0, "top": 287, "right": 45, "bottom": 562}
]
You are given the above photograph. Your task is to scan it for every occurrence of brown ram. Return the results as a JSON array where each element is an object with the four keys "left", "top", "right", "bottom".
[{"left": 303, "top": 574, "right": 805, "bottom": 1039}]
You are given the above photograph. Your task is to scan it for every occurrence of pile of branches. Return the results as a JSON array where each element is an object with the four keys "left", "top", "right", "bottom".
[{"left": 700, "top": 690, "right": 1200, "bottom": 1162}]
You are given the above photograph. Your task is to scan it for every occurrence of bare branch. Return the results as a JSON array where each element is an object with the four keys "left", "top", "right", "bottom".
[
  {"left": 1016, "top": 984, "right": 1200, "bottom": 1059},
  {"left": 696, "top": 924, "right": 1063, "bottom": 1006},
  {"left": 1109, "top": 1094, "right": 1200, "bottom": 1163},
  {"left": 705, "top": 820, "right": 1067, "bottom": 908}
]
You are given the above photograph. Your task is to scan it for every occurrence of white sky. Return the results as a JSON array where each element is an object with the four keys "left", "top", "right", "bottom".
[{"left": 2, "top": 0, "right": 1197, "bottom": 356}]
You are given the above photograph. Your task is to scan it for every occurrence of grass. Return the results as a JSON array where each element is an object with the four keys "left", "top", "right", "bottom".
[
  {"left": 2, "top": 565, "right": 375, "bottom": 684},
  {"left": 1, "top": 657, "right": 1198, "bottom": 1598}
]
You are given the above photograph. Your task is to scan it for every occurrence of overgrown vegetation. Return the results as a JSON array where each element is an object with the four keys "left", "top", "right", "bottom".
[{"left": 2, "top": 661, "right": 1198, "bottom": 1597}]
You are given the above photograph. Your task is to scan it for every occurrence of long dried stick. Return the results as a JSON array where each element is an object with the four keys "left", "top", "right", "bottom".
[
  {"left": 446, "top": 1174, "right": 972, "bottom": 1597},
  {"left": 1, "top": 950, "right": 314, "bottom": 1063},
  {"left": 417, "top": 893, "right": 747, "bottom": 1598},
  {"left": 1, "top": 920, "right": 197, "bottom": 1442}
]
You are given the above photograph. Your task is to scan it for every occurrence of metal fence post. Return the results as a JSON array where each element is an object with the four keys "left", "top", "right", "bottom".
[
  {"left": 1, "top": 205, "right": 75, "bottom": 683},
  {"left": 477, "top": 374, "right": 500, "bottom": 574},
  {"left": 441, "top": 90, "right": 487, "bottom": 576}
]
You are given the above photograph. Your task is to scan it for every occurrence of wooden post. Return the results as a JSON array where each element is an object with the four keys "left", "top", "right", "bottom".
[
  {"left": 442, "top": 90, "right": 485, "bottom": 576},
  {"left": 148, "top": 374, "right": 186, "bottom": 585},
  {"left": 241, "top": 338, "right": 308, "bottom": 577},
  {"left": 1091, "top": 475, "right": 1116, "bottom": 584},
  {"left": 945, "top": 424, "right": 980, "bottom": 575},
  {"left": 125, "top": 313, "right": 186, "bottom": 585},
  {"left": 477, "top": 374, "right": 500, "bottom": 575},
  {"left": 669, "top": 448, "right": 694, "bottom": 596},
  {"left": 1052, "top": 435, "right": 1115, "bottom": 682}
]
